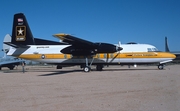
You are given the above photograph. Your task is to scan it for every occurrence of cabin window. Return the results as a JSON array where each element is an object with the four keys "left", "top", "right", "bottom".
[
  {"left": 97, "top": 54, "right": 100, "bottom": 58},
  {"left": 64, "top": 54, "right": 67, "bottom": 59},
  {"left": 110, "top": 54, "right": 113, "bottom": 58},
  {"left": 104, "top": 54, "right": 107, "bottom": 58}
]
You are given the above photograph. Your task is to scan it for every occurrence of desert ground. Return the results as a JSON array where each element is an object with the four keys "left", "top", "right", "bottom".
[{"left": 0, "top": 64, "right": 180, "bottom": 111}]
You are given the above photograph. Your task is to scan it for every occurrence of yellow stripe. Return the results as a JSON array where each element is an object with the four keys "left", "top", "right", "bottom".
[
  {"left": 17, "top": 52, "right": 175, "bottom": 60},
  {"left": 18, "top": 54, "right": 67, "bottom": 59}
]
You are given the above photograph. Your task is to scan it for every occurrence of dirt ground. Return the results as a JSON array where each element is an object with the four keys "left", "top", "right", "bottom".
[{"left": 0, "top": 64, "right": 180, "bottom": 111}]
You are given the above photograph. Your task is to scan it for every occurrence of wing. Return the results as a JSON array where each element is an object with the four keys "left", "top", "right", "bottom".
[
  {"left": 53, "top": 33, "right": 95, "bottom": 47},
  {"left": 53, "top": 33, "right": 122, "bottom": 56},
  {"left": 34, "top": 38, "right": 68, "bottom": 45},
  {"left": 53, "top": 34, "right": 97, "bottom": 56}
]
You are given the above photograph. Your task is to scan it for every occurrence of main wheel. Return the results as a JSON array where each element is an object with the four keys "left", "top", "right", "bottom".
[
  {"left": 96, "top": 65, "right": 103, "bottom": 71},
  {"left": 84, "top": 66, "right": 90, "bottom": 72},
  {"left": 56, "top": 65, "right": 62, "bottom": 69}
]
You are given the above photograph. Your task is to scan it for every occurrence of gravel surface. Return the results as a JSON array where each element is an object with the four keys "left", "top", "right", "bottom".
[{"left": 0, "top": 65, "right": 180, "bottom": 111}]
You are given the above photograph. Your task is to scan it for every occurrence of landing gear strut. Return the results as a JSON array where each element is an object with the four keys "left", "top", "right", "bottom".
[
  {"left": 83, "top": 57, "right": 94, "bottom": 72},
  {"left": 82, "top": 57, "right": 104, "bottom": 72}
]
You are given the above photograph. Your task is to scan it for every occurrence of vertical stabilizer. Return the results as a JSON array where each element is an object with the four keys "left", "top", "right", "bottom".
[
  {"left": 165, "top": 37, "right": 170, "bottom": 52},
  {"left": 12, "top": 13, "right": 35, "bottom": 45}
]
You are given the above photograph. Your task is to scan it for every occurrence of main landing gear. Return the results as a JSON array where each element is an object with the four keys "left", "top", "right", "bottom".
[
  {"left": 82, "top": 57, "right": 104, "bottom": 72},
  {"left": 82, "top": 65, "right": 103, "bottom": 72},
  {"left": 82, "top": 57, "right": 94, "bottom": 72},
  {"left": 158, "top": 64, "right": 164, "bottom": 70}
]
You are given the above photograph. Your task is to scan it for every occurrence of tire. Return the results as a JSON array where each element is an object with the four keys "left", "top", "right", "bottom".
[
  {"left": 96, "top": 65, "right": 103, "bottom": 71},
  {"left": 84, "top": 66, "right": 90, "bottom": 72},
  {"left": 158, "top": 64, "right": 164, "bottom": 70}
]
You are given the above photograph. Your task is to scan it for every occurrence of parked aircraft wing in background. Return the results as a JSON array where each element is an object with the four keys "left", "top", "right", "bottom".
[{"left": 165, "top": 37, "right": 180, "bottom": 62}]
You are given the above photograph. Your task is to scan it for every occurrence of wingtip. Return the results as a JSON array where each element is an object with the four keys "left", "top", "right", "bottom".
[
  {"left": 53, "top": 33, "right": 68, "bottom": 37},
  {"left": 53, "top": 33, "right": 69, "bottom": 40}
]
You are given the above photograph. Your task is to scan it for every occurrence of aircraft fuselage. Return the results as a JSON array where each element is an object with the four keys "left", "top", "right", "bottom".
[{"left": 7, "top": 44, "right": 176, "bottom": 66}]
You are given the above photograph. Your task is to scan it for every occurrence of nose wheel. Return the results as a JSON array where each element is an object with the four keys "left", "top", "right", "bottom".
[{"left": 158, "top": 64, "right": 164, "bottom": 70}]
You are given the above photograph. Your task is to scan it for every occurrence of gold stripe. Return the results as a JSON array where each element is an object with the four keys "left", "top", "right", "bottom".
[{"left": 17, "top": 52, "right": 175, "bottom": 60}]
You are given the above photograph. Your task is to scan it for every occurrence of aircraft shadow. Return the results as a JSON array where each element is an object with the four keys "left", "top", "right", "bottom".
[
  {"left": 102, "top": 68, "right": 159, "bottom": 72},
  {"left": 38, "top": 68, "right": 160, "bottom": 76},
  {"left": 38, "top": 69, "right": 82, "bottom": 76}
]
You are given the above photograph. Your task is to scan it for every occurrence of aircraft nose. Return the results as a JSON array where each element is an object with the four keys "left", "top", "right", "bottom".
[
  {"left": 171, "top": 54, "right": 176, "bottom": 59},
  {"left": 166, "top": 53, "right": 176, "bottom": 59}
]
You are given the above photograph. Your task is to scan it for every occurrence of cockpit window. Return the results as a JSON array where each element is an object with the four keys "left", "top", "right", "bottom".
[
  {"left": 147, "top": 48, "right": 152, "bottom": 52},
  {"left": 153, "top": 48, "right": 158, "bottom": 51},
  {"left": 147, "top": 48, "right": 159, "bottom": 52}
]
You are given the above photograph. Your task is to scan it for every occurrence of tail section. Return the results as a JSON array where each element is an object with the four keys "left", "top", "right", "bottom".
[
  {"left": 12, "top": 13, "right": 35, "bottom": 45},
  {"left": 165, "top": 37, "right": 170, "bottom": 52}
]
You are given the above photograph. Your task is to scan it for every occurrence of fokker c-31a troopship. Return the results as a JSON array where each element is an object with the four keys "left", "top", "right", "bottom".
[{"left": 4, "top": 13, "right": 176, "bottom": 72}]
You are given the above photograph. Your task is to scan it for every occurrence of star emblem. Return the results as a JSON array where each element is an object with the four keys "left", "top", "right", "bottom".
[
  {"left": 18, "top": 28, "right": 24, "bottom": 35},
  {"left": 16, "top": 26, "right": 26, "bottom": 41}
]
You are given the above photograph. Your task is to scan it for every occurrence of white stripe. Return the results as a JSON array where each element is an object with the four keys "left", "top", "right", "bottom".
[{"left": 30, "top": 58, "right": 173, "bottom": 64}]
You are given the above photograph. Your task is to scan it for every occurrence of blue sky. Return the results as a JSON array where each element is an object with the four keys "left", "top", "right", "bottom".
[{"left": 0, "top": 0, "right": 180, "bottom": 57}]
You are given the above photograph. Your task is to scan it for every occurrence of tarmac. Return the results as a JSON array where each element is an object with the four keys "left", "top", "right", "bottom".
[{"left": 0, "top": 64, "right": 180, "bottom": 111}]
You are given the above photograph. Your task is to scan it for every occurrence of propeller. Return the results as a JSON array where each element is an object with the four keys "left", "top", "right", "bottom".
[
  {"left": 106, "top": 53, "right": 109, "bottom": 64},
  {"left": 118, "top": 41, "right": 121, "bottom": 64},
  {"left": 107, "top": 41, "right": 122, "bottom": 65}
]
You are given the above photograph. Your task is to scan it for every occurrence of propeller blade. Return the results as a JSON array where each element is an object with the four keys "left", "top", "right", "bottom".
[
  {"left": 109, "top": 41, "right": 122, "bottom": 63},
  {"left": 106, "top": 53, "right": 109, "bottom": 67}
]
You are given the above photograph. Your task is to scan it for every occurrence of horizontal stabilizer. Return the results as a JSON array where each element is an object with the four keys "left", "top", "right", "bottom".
[
  {"left": 4, "top": 42, "right": 30, "bottom": 48},
  {"left": 3, "top": 34, "right": 12, "bottom": 53}
]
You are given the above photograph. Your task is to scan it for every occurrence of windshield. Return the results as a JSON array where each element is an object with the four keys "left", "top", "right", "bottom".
[{"left": 147, "top": 48, "right": 159, "bottom": 52}]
